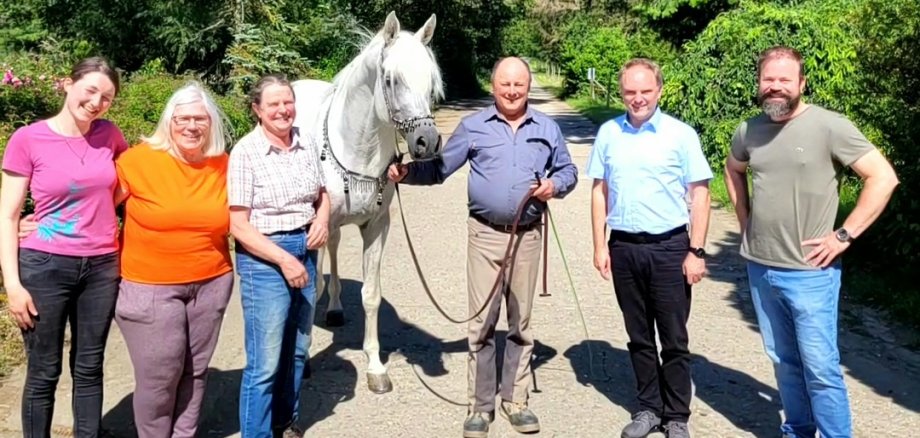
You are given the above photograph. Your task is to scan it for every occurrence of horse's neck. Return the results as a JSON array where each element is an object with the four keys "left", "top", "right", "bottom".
[{"left": 327, "top": 58, "right": 396, "bottom": 178}]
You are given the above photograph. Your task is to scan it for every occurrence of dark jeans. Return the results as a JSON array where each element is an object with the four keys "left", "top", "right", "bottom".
[
  {"left": 609, "top": 230, "right": 692, "bottom": 422},
  {"left": 18, "top": 248, "right": 120, "bottom": 438}
]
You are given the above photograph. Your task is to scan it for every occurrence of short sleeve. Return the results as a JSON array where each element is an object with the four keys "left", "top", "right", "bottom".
[
  {"left": 730, "top": 123, "right": 750, "bottom": 162},
  {"left": 585, "top": 122, "right": 609, "bottom": 180},
  {"left": 683, "top": 128, "right": 713, "bottom": 183},
  {"left": 115, "top": 152, "right": 132, "bottom": 194},
  {"left": 828, "top": 114, "right": 875, "bottom": 167},
  {"left": 111, "top": 127, "right": 129, "bottom": 159},
  {"left": 228, "top": 146, "right": 254, "bottom": 208},
  {"left": 1, "top": 126, "right": 35, "bottom": 177}
]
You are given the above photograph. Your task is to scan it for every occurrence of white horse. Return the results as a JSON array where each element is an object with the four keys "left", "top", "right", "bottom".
[{"left": 292, "top": 12, "right": 443, "bottom": 394}]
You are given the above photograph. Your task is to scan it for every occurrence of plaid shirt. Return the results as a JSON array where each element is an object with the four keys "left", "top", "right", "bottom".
[{"left": 228, "top": 125, "right": 326, "bottom": 234}]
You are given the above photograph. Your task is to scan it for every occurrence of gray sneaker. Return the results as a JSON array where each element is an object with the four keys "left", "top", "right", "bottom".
[
  {"left": 499, "top": 400, "right": 540, "bottom": 434},
  {"left": 281, "top": 426, "right": 304, "bottom": 438},
  {"left": 463, "top": 411, "right": 493, "bottom": 438},
  {"left": 621, "top": 410, "right": 662, "bottom": 438},
  {"left": 663, "top": 421, "right": 689, "bottom": 438}
]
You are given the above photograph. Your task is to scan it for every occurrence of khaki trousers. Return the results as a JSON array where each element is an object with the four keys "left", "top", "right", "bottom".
[{"left": 466, "top": 216, "right": 542, "bottom": 413}]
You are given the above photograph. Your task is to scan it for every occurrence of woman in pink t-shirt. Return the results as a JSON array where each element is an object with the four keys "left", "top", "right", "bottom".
[{"left": 0, "top": 57, "right": 128, "bottom": 438}]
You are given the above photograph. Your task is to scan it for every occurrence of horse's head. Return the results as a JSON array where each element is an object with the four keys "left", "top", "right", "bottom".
[{"left": 377, "top": 12, "right": 443, "bottom": 162}]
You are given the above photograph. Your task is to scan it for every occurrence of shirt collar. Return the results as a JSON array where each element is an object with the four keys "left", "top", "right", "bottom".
[
  {"left": 619, "top": 107, "right": 662, "bottom": 133},
  {"left": 484, "top": 103, "right": 539, "bottom": 126},
  {"left": 257, "top": 125, "right": 305, "bottom": 155}
]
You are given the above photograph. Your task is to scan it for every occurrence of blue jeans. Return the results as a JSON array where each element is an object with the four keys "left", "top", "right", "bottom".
[
  {"left": 747, "top": 261, "right": 851, "bottom": 438},
  {"left": 236, "top": 230, "right": 317, "bottom": 438}
]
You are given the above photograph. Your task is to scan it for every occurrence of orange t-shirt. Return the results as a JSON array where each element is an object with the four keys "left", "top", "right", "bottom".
[{"left": 116, "top": 144, "right": 232, "bottom": 284}]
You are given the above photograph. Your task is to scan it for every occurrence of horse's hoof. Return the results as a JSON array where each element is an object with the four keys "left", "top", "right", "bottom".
[
  {"left": 326, "top": 310, "right": 345, "bottom": 327},
  {"left": 367, "top": 372, "right": 393, "bottom": 394}
]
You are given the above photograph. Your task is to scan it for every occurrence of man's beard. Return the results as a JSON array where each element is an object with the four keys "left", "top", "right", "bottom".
[{"left": 758, "top": 90, "right": 800, "bottom": 118}]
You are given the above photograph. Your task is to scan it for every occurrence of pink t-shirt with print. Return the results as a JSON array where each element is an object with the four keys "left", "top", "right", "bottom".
[{"left": 2, "top": 119, "right": 128, "bottom": 256}]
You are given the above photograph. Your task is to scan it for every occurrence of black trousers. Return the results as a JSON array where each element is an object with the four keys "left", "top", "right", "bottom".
[
  {"left": 609, "top": 230, "right": 692, "bottom": 422},
  {"left": 18, "top": 249, "right": 120, "bottom": 438}
]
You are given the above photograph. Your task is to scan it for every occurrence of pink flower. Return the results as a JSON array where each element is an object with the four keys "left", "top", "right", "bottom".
[
  {"left": 2, "top": 69, "right": 13, "bottom": 85},
  {"left": 12, "top": 77, "right": 23, "bottom": 87}
]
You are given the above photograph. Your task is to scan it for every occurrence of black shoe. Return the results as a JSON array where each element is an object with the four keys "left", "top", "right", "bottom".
[
  {"left": 499, "top": 400, "right": 540, "bottom": 434},
  {"left": 463, "top": 411, "right": 493, "bottom": 438},
  {"left": 621, "top": 410, "right": 662, "bottom": 438}
]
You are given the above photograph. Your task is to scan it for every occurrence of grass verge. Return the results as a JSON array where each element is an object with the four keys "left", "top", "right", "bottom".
[{"left": 0, "top": 293, "right": 25, "bottom": 378}]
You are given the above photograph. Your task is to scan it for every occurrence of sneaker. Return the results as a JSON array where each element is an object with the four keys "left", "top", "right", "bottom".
[
  {"left": 499, "top": 400, "right": 540, "bottom": 434},
  {"left": 463, "top": 411, "right": 493, "bottom": 438},
  {"left": 663, "top": 421, "right": 690, "bottom": 438},
  {"left": 282, "top": 425, "right": 304, "bottom": 438},
  {"left": 621, "top": 410, "right": 662, "bottom": 438}
]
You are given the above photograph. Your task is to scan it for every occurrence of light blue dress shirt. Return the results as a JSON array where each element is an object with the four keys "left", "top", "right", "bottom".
[{"left": 586, "top": 108, "right": 712, "bottom": 234}]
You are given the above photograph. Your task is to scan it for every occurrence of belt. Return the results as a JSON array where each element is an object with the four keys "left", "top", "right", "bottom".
[
  {"left": 610, "top": 225, "right": 687, "bottom": 244},
  {"left": 265, "top": 223, "right": 311, "bottom": 236},
  {"left": 470, "top": 212, "right": 541, "bottom": 233}
]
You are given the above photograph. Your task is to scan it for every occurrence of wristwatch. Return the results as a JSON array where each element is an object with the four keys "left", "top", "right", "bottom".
[
  {"left": 834, "top": 227, "right": 854, "bottom": 243},
  {"left": 689, "top": 247, "right": 706, "bottom": 258}
]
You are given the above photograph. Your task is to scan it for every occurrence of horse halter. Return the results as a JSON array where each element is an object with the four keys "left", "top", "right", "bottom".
[{"left": 378, "top": 47, "right": 437, "bottom": 138}]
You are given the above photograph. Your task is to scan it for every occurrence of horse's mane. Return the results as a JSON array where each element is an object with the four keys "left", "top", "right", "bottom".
[{"left": 332, "top": 25, "right": 444, "bottom": 102}]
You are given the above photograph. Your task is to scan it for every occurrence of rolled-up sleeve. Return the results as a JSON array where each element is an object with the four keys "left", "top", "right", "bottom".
[{"left": 404, "top": 121, "right": 471, "bottom": 185}]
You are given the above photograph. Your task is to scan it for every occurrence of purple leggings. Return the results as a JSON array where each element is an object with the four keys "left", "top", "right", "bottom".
[{"left": 115, "top": 272, "right": 233, "bottom": 438}]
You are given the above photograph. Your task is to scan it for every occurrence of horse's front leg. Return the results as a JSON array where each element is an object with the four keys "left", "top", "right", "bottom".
[
  {"left": 324, "top": 227, "right": 345, "bottom": 326},
  {"left": 360, "top": 213, "right": 392, "bottom": 394}
]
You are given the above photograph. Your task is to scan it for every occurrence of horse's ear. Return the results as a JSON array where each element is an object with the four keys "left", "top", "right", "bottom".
[
  {"left": 416, "top": 14, "right": 436, "bottom": 46},
  {"left": 383, "top": 11, "right": 400, "bottom": 47}
]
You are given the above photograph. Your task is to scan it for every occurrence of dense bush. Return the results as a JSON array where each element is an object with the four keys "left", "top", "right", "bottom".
[
  {"left": 661, "top": 0, "right": 866, "bottom": 169},
  {"left": 849, "top": 0, "right": 920, "bottom": 266}
]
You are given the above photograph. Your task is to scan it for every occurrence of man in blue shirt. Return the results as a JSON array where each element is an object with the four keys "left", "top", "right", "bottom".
[
  {"left": 389, "top": 56, "right": 577, "bottom": 438},
  {"left": 587, "top": 58, "right": 712, "bottom": 438}
]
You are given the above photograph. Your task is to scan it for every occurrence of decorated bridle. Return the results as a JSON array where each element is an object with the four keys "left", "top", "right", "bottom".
[{"left": 320, "top": 45, "right": 436, "bottom": 205}]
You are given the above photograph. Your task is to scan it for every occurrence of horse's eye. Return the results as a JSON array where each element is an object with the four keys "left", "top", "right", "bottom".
[{"left": 385, "top": 77, "right": 394, "bottom": 88}]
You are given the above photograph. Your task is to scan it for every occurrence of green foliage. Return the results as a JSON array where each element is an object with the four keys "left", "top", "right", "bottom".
[
  {"left": 557, "top": 15, "right": 629, "bottom": 95},
  {"left": 109, "top": 62, "right": 252, "bottom": 146},
  {"left": 501, "top": 18, "right": 543, "bottom": 58},
  {"left": 847, "top": 0, "right": 920, "bottom": 270},
  {"left": 0, "top": 53, "right": 66, "bottom": 128},
  {"left": 661, "top": 0, "right": 865, "bottom": 169}
]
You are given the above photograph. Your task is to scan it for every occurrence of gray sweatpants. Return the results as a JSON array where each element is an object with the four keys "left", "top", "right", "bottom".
[{"left": 115, "top": 272, "right": 234, "bottom": 438}]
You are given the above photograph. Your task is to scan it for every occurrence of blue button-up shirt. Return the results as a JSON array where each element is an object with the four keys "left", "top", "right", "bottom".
[
  {"left": 586, "top": 108, "right": 712, "bottom": 234},
  {"left": 404, "top": 105, "right": 578, "bottom": 225}
]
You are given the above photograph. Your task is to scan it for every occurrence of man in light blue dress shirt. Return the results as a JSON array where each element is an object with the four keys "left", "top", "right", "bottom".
[{"left": 587, "top": 58, "right": 713, "bottom": 438}]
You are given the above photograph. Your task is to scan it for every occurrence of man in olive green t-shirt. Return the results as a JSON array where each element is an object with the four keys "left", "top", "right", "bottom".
[{"left": 725, "top": 46, "right": 899, "bottom": 438}]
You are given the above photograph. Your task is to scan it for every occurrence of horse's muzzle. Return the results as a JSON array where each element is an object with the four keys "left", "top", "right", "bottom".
[{"left": 406, "top": 124, "right": 442, "bottom": 162}]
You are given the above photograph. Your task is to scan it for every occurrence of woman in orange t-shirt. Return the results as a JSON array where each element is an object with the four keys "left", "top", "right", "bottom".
[{"left": 113, "top": 82, "right": 233, "bottom": 438}]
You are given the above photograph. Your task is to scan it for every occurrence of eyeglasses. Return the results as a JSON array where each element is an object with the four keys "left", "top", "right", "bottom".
[{"left": 172, "top": 116, "right": 211, "bottom": 127}]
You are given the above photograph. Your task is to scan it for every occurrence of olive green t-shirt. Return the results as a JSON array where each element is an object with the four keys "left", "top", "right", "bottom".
[{"left": 730, "top": 105, "right": 875, "bottom": 269}]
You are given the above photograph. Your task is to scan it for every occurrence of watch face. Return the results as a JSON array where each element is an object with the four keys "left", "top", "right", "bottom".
[{"left": 836, "top": 228, "right": 849, "bottom": 242}]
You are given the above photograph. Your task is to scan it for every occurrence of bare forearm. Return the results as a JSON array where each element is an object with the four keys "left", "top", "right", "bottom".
[
  {"left": 842, "top": 174, "right": 899, "bottom": 238},
  {"left": 0, "top": 218, "right": 22, "bottom": 288},
  {"left": 315, "top": 189, "right": 331, "bottom": 224},
  {"left": 725, "top": 168, "right": 750, "bottom": 228},
  {"left": 688, "top": 186, "right": 711, "bottom": 248},
  {"left": 591, "top": 185, "right": 608, "bottom": 253},
  {"left": 229, "top": 219, "right": 290, "bottom": 266}
]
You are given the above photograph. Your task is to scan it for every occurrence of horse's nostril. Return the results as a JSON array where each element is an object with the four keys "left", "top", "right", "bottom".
[{"left": 415, "top": 137, "right": 427, "bottom": 150}]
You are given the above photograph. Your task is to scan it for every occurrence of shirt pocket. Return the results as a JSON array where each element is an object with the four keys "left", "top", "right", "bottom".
[{"left": 522, "top": 137, "right": 553, "bottom": 174}]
